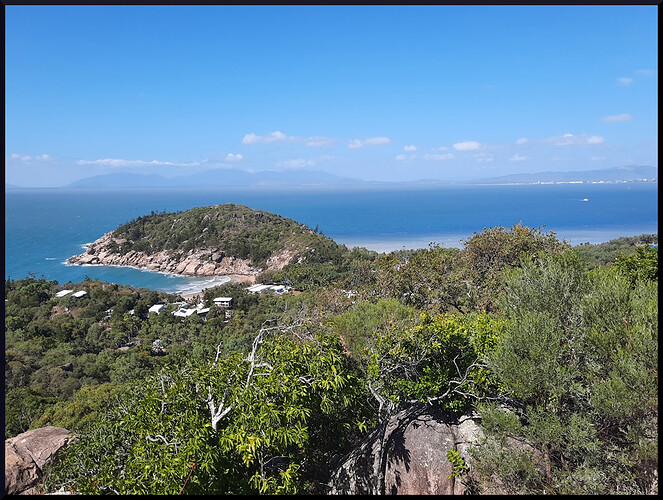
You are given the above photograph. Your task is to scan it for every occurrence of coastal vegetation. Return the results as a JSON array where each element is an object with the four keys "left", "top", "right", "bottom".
[
  {"left": 98, "top": 203, "right": 350, "bottom": 272},
  {"left": 4, "top": 212, "right": 658, "bottom": 495}
]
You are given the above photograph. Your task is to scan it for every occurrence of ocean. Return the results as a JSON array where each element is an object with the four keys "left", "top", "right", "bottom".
[{"left": 4, "top": 183, "right": 658, "bottom": 295}]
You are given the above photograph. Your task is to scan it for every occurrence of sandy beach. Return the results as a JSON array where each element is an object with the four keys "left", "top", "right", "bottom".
[{"left": 181, "top": 273, "right": 256, "bottom": 301}]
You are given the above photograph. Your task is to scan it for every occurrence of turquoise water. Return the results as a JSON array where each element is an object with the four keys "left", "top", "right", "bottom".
[{"left": 4, "top": 183, "right": 658, "bottom": 294}]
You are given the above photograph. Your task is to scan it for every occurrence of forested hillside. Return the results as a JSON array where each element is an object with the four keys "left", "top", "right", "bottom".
[
  {"left": 67, "top": 203, "right": 349, "bottom": 275},
  {"left": 5, "top": 221, "right": 658, "bottom": 495}
]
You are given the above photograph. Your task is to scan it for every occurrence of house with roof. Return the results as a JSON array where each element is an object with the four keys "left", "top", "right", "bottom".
[
  {"left": 246, "top": 284, "right": 288, "bottom": 295},
  {"left": 172, "top": 307, "right": 197, "bottom": 318},
  {"left": 213, "top": 296, "right": 233, "bottom": 308},
  {"left": 72, "top": 290, "right": 88, "bottom": 298},
  {"left": 148, "top": 304, "right": 166, "bottom": 315},
  {"left": 55, "top": 290, "right": 74, "bottom": 298}
]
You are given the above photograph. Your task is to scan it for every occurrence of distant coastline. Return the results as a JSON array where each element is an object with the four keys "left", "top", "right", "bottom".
[{"left": 5, "top": 165, "right": 657, "bottom": 190}]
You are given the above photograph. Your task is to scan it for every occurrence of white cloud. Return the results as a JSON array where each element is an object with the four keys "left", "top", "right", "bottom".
[
  {"left": 515, "top": 137, "right": 529, "bottom": 145},
  {"left": 395, "top": 154, "right": 408, "bottom": 161},
  {"left": 431, "top": 146, "right": 448, "bottom": 151},
  {"left": 509, "top": 154, "right": 528, "bottom": 162},
  {"left": 635, "top": 69, "right": 654, "bottom": 76},
  {"left": 275, "top": 158, "right": 315, "bottom": 169},
  {"left": 305, "top": 136, "right": 336, "bottom": 147},
  {"left": 591, "top": 156, "right": 607, "bottom": 161},
  {"left": 601, "top": 113, "right": 633, "bottom": 123},
  {"left": 348, "top": 137, "right": 391, "bottom": 149},
  {"left": 474, "top": 153, "right": 494, "bottom": 163},
  {"left": 224, "top": 153, "right": 243, "bottom": 162},
  {"left": 453, "top": 141, "right": 481, "bottom": 151},
  {"left": 422, "top": 153, "right": 454, "bottom": 161},
  {"left": 549, "top": 133, "right": 604, "bottom": 146},
  {"left": 617, "top": 77, "right": 634, "bottom": 86},
  {"left": 404, "top": 145, "right": 417, "bottom": 151},
  {"left": 11, "top": 153, "right": 52, "bottom": 162},
  {"left": 242, "top": 131, "right": 298, "bottom": 144},
  {"left": 77, "top": 158, "right": 205, "bottom": 167}
]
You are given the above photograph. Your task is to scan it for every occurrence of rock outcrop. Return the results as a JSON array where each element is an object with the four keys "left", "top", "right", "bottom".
[
  {"left": 327, "top": 404, "right": 483, "bottom": 495},
  {"left": 4, "top": 426, "right": 76, "bottom": 495},
  {"left": 67, "top": 232, "right": 262, "bottom": 279}
]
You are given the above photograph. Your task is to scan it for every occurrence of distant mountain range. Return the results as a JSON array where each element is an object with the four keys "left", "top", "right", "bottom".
[
  {"left": 5, "top": 165, "right": 657, "bottom": 189},
  {"left": 62, "top": 169, "right": 360, "bottom": 189}
]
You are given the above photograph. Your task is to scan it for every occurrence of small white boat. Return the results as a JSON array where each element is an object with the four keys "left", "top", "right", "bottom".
[{"left": 582, "top": 198, "right": 589, "bottom": 202}]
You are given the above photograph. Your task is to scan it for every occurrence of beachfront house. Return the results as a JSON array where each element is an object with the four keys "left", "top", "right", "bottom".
[
  {"left": 213, "top": 296, "right": 233, "bottom": 308},
  {"left": 55, "top": 290, "right": 74, "bottom": 298},
  {"left": 72, "top": 290, "right": 88, "bottom": 298}
]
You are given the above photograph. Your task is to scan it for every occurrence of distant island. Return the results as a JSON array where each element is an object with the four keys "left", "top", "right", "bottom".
[
  {"left": 66, "top": 203, "right": 348, "bottom": 282},
  {"left": 5, "top": 165, "right": 657, "bottom": 190}
]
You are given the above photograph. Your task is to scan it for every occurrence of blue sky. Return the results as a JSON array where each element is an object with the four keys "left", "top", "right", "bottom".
[{"left": 5, "top": 5, "right": 658, "bottom": 187}]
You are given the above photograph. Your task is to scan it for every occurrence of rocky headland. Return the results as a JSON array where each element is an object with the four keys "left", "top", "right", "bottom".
[
  {"left": 65, "top": 204, "right": 344, "bottom": 282},
  {"left": 67, "top": 232, "right": 300, "bottom": 281}
]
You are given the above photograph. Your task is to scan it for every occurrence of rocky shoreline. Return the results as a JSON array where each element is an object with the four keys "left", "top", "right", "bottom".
[{"left": 66, "top": 232, "right": 262, "bottom": 280}]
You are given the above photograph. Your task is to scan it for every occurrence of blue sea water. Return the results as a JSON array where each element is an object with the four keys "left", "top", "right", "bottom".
[{"left": 4, "top": 183, "right": 658, "bottom": 295}]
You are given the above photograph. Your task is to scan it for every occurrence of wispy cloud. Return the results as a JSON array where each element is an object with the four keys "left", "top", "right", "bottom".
[
  {"left": 422, "top": 153, "right": 454, "bottom": 161},
  {"left": 348, "top": 137, "right": 391, "bottom": 149},
  {"left": 305, "top": 136, "right": 336, "bottom": 147},
  {"left": 591, "top": 156, "right": 607, "bottom": 161},
  {"left": 77, "top": 158, "right": 205, "bottom": 167},
  {"left": 275, "top": 158, "right": 315, "bottom": 169},
  {"left": 242, "top": 131, "right": 298, "bottom": 144},
  {"left": 474, "top": 152, "right": 494, "bottom": 162},
  {"left": 224, "top": 153, "right": 243, "bottom": 162},
  {"left": 509, "top": 154, "right": 528, "bottom": 162},
  {"left": 11, "top": 153, "right": 52, "bottom": 162},
  {"left": 601, "top": 113, "right": 633, "bottom": 123},
  {"left": 635, "top": 69, "right": 654, "bottom": 76},
  {"left": 617, "top": 77, "right": 634, "bottom": 86},
  {"left": 453, "top": 141, "right": 481, "bottom": 151},
  {"left": 515, "top": 137, "right": 529, "bottom": 145},
  {"left": 404, "top": 145, "right": 417, "bottom": 151},
  {"left": 547, "top": 133, "right": 604, "bottom": 146}
]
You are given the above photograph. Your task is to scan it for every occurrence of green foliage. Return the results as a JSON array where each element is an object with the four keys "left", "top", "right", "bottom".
[
  {"left": 460, "top": 223, "right": 569, "bottom": 311},
  {"left": 364, "top": 311, "right": 503, "bottom": 419},
  {"left": 613, "top": 244, "right": 657, "bottom": 285},
  {"left": 472, "top": 251, "right": 658, "bottom": 494},
  {"left": 5, "top": 388, "right": 58, "bottom": 439},
  {"left": 447, "top": 448, "right": 469, "bottom": 478},
  {"left": 326, "top": 298, "right": 418, "bottom": 356},
  {"left": 573, "top": 233, "right": 657, "bottom": 269},
  {"left": 45, "top": 327, "right": 371, "bottom": 495},
  {"left": 109, "top": 203, "right": 349, "bottom": 270},
  {"left": 5, "top": 226, "right": 658, "bottom": 495}
]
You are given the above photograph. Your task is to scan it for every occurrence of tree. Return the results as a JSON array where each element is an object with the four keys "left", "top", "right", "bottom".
[
  {"left": 45, "top": 316, "right": 371, "bottom": 495},
  {"left": 613, "top": 245, "right": 657, "bottom": 285},
  {"left": 470, "top": 251, "right": 658, "bottom": 494}
]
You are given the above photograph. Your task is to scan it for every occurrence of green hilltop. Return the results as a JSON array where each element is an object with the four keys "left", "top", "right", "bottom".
[{"left": 108, "top": 203, "right": 347, "bottom": 269}]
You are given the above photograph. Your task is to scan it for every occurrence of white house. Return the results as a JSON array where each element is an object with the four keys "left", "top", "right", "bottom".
[
  {"left": 72, "top": 290, "right": 88, "bottom": 298},
  {"left": 172, "top": 307, "right": 197, "bottom": 318},
  {"left": 148, "top": 304, "right": 166, "bottom": 314},
  {"left": 213, "top": 296, "right": 233, "bottom": 308},
  {"left": 55, "top": 290, "right": 74, "bottom": 298},
  {"left": 196, "top": 307, "right": 210, "bottom": 317},
  {"left": 246, "top": 284, "right": 286, "bottom": 294}
]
